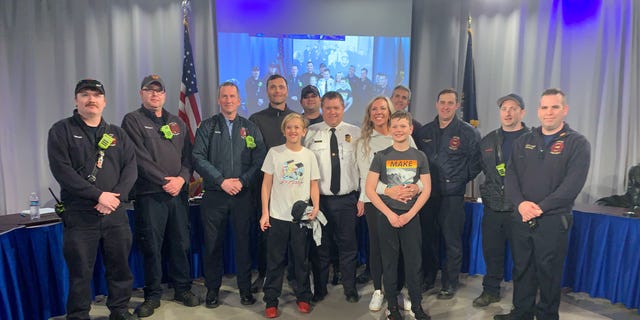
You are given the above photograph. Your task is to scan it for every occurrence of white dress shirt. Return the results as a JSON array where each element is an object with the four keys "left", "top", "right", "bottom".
[{"left": 305, "top": 121, "right": 361, "bottom": 195}]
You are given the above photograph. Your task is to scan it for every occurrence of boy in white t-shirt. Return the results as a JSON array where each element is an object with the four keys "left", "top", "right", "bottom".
[{"left": 260, "top": 113, "right": 320, "bottom": 318}]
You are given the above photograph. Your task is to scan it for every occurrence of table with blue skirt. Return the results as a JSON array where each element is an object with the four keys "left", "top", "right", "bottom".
[{"left": 1, "top": 202, "right": 639, "bottom": 319}]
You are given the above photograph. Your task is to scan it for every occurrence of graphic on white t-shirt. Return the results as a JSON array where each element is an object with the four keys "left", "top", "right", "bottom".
[{"left": 281, "top": 160, "right": 305, "bottom": 184}]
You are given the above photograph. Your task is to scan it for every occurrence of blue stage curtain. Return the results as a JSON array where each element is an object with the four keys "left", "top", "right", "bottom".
[{"left": 563, "top": 210, "right": 640, "bottom": 311}]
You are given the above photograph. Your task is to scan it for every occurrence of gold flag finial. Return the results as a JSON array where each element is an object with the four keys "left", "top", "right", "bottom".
[
  {"left": 182, "top": 0, "right": 190, "bottom": 26},
  {"left": 468, "top": 16, "right": 472, "bottom": 30}
]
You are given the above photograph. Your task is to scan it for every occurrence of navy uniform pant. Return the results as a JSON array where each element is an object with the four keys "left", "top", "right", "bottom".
[
  {"left": 134, "top": 191, "right": 191, "bottom": 301},
  {"left": 200, "top": 189, "right": 255, "bottom": 294},
  {"left": 481, "top": 207, "right": 511, "bottom": 296},
  {"left": 436, "top": 195, "right": 465, "bottom": 291},
  {"left": 63, "top": 208, "right": 133, "bottom": 320},
  {"left": 510, "top": 213, "right": 572, "bottom": 320},
  {"left": 311, "top": 193, "right": 358, "bottom": 296}
]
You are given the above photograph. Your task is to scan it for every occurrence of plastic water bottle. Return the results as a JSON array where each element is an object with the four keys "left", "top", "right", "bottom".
[{"left": 29, "top": 192, "right": 40, "bottom": 220}]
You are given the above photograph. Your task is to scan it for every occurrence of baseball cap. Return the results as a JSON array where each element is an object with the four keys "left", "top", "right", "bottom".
[
  {"left": 496, "top": 93, "right": 525, "bottom": 109},
  {"left": 75, "top": 79, "right": 105, "bottom": 95},
  {"left": 140, "top": 74, "right": 165, "bottom": 91},
  {"left": 301, "top": 85, "right": 320, "bottom": 98}
]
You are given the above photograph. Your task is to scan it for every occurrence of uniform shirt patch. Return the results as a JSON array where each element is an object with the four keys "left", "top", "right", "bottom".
[
  {"left": 240, "top": 127, "right": 247, "bottom": 138},
  {"left": 108, "top": 134, "right": 117, "bottom": 147},
  {"left": 168, "top": 122, "right": 181, "bottom": 135},
  {"left": 525, "top": 144, "right": 536, "bottom": 149},
  {"left": 550, "top": 140, "right": 564, "bottom": 155},
  {"left": 449, "top": 136, "right": 461, "bottom": 151}
]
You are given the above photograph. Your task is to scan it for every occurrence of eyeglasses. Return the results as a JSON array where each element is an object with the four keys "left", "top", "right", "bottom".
[{"left": 142, "top": 88, "right": 165, "bottom": 94}]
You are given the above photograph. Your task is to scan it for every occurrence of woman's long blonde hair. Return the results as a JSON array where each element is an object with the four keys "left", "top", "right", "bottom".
[{"left": 357, "top": 96, "right": 396, "bottom": 159}]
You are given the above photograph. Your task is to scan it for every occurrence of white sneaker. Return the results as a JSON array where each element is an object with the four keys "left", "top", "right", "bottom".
[
  {"left": 398, "top": 292, "right": 411, "bottom": 311},
  {"left": 369, "top": 290, "right": 384, "bottom": 311}
]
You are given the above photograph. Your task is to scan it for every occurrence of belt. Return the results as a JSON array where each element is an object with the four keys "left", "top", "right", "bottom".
[{"left": 321, "top": 191, "right": 358, "bottom": 198}]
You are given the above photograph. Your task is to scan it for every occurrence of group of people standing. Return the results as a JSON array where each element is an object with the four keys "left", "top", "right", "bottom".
[{"left": 47, "top": 72, "right": 589, "bottom": 320}]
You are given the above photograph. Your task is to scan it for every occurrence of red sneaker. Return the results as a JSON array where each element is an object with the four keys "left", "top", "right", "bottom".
[
  {"left": 265, "top": 306, "right": 278, "bottom": 318},
  {"left": 297, "top": 301, "right": 311, "bottom": 313}
]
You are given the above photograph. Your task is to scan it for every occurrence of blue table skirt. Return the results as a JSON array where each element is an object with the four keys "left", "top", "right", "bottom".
[
  {"left": 563, "top": 210, "right": 640, "bottom": 310},
  {"left": 2, "top": 202, "right": 639, "bottom": 319}
]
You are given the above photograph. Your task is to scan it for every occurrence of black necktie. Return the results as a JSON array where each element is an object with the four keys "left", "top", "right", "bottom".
[{"left": 330, "top": 128, "right": 341, "bottom": 195}]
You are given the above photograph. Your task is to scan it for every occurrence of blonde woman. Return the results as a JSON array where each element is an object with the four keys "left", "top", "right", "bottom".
[{"left": 355, "top": 96, "right": 421, "bottom": 312}]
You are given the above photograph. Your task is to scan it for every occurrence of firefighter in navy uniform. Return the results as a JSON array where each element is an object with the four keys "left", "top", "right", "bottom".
[
  {"left": 47, "top": 79, "right": 138, "bottom": 320},
  {"left": 473, "top": 93, "right": 529, "bottom": 308},
  {"left": 121, "top": 75, "right": 199, "bottom": 317},
  {"left": 413, "top": 88, "right": 482, "bottom": 299},
  {"left": 495, "top": 88, "right": 591, "bottom": 320},
  {"left": 193, "top": 82, "right": 266, "bottom": 308}
]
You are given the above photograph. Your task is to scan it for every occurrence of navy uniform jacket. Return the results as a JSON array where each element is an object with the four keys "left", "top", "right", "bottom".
[
  {"left": 479, "top": 124, "right": 529, "bottom": 212},
  {"left": 414, "top": 115, "right": 482, "bottom": 196},
  {"left": 121, "top": 106, "right": 192, "bottom": 195},
  {"left": 47, "top": 110, "right": 137, "bottom": 212},
  {"left": 505, "top": 123, "right": 590, "bottom": 216},
  {"left": 192, "top": 114, "right": 266, "bottom": 192}
]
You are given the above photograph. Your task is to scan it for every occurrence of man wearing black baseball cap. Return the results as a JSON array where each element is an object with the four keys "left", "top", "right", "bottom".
[
  {"left": 48, "top": 79, "right": 138, "bottom": 320},
  {"left": 300, "top": 85, "right": 323, "bottom": 125},
  {"left": 121, "top": 74, "right": 199, "bottom": 317},
  {"left": 473, "top": 93, "right": 528, "bottom": 308}
]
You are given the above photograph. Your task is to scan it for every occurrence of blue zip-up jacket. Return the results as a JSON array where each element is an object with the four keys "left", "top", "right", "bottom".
[
  {"left": 192, "top": 114, "right": 266, "bottom": 192},
  {"left": 505, "top": 123, "right": 590, "bottom": 216},
  {"left": 414, "top": 115, "right": 482, "bottom": 196}
]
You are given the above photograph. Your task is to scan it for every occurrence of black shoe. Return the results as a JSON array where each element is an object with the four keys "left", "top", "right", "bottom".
[
  {"left": 473, "top": 291, "right": 500, "bottom": 308},
  {"left": 205, "top": 289, "right": 219, "bottom": 309},
  {"left": 345, "top": 292, "right": 359, "bottom": 303},
  {"left": 251, "top": 275, "right": 265, "bottom": 293},
  {"left": 240, "top": 293, "right": 257, "bottom": 305},
  {"left": 331, "top": 272, "right": 342, "bottom": 285},
  {"left": 135, "top": 300, "right": 160, "bottom": 318},
  {"left": 410, "top": 305, "right": 431, "bottom": 320},
  {"left": 356, "top": 269, "right": 371, "bottom": 284},
  {"left": 436, "top": 288, "right": 455, "bottom": 300},
  {"left": 109, "top": 311, "right": 139, "bottom": 320},
  {"left": 494, "top": 311, "right": 533, "bottom": 320},
  {"left": 311, "top": 291, "right": 327, "bottom": 303},
  {"left": 386, "top": 305, "right": 402, "bottom": 320},
  {"left": 175, "top": 290, "right": 200, "bottom": 307}
]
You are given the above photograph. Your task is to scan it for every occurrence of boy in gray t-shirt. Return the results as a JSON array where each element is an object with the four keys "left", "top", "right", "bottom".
[{"left": 365, "top": 111, "right": 432, "bottom": 320}]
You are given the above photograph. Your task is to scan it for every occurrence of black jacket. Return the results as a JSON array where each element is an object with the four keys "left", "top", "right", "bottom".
[
  {"left": 121, "top": 106, "right": 192, "bottom": 195},
  {"left": 479, "top": 124, "right": 529, "bottom": 211},
  {"left": 414, "top": 115, "right": 481, "bottom": 196},
  {"left": 249, "top": 104, "right": 296, "bottom": 149},
  {"left": 505, "top": 123, "right": 590, "bottom": 216},
  {"left": 192, "top": 114, "right": 266, "bottom": 192},
  {"left": 47, "top": 110, "right": 137, "bottom": 212}
]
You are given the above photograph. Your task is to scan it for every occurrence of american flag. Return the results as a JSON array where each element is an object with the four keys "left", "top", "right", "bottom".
[
  {"left": 178, "top": 22, "right": 202, "bottom": 143},
  {"left": 178, "top": 21, "right": 203, "bottom": 196}
]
